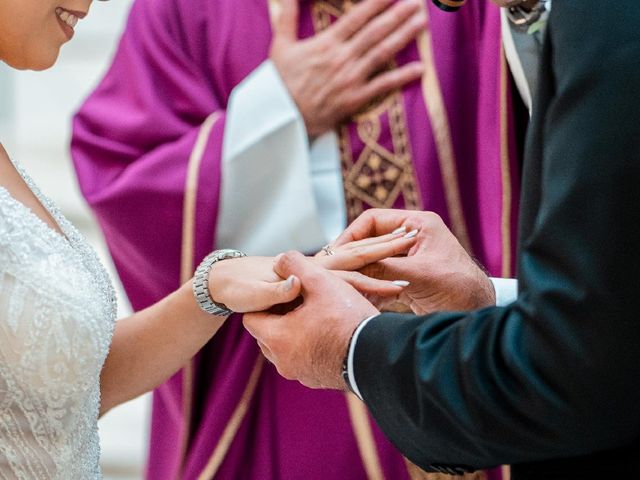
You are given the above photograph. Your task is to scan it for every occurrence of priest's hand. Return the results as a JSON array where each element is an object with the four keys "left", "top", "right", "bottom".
[
  {"left": 244, "top": 251, "right": 377, "bottom": 390},
  {"left": 334, "top": 209, "right": 496, "bottom": 314},
  {"left": 270, "top": 0, "right": 425, "bottom": 138}
]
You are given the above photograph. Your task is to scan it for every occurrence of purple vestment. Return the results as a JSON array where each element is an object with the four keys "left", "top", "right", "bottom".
[{"left": 71, "top": 0, "right": 519, "bottom": 479}]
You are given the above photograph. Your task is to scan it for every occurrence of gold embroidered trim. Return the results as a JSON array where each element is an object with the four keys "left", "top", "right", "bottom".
[
  {"left": 346, "top": 394, "right": 385, "bottom": 480},
  {"left": 404, "top": 466, "right": 487, "bottom": 480},
  {"left": 312, "top": 1, "right": 416, "bottom": 475},
  {"left": 178, "top": 111, "right": 222, "bottom": 478},
  {"left": 499, "top": 47, "right": 513, "bottom": 278},
  {"left": 197, "top": 355, "right": 266, "bottom": 480},
  {"left": 313, "top": 0, "right": 423, "bottom": 223},
  {"left": 415, "top": 4, "right": 472, "bottom": 253},
  {"left": 499, "top": 39, "right": 513, "bottom": 480},
  {"left": 181, "top": 112, "right": 222, "bottom": 284}
]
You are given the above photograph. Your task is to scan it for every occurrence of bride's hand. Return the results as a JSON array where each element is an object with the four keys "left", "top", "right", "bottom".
[
  {"left": 207, "top": 256, "right": 301, "bottom": 314},
  {"left": 207, "top": 231, "right": 416, "bottom": 314},
  {"left": 312, "top": 230, "right": 417, "bottom": 308}
]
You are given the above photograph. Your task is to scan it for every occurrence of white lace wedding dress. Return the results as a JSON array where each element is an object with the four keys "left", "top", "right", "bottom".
[{"left": 0, "top": 160, "right": 116, "bottom": 479}]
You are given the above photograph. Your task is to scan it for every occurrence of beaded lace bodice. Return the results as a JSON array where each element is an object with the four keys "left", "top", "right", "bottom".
[{"left": 0, "top": 160, "right": 116, "bottom": 479}]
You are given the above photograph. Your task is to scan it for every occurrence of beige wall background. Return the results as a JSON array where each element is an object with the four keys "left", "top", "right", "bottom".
[{"left": 0, "top": 1, "right": 149, "bottom": 478}]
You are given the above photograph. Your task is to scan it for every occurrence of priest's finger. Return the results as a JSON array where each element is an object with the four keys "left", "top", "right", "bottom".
[
  {"left": 273, "top": 0, "right": 300, "bottom": 42},
  {"left": 354, "top": 61, "right": 424, "bottom": 104},
  {"left": 330, "top": 0, "right": 393, "bottom": 41},
  {"left": 348, "top": 0, "right": 422, "bottom": 58},
  {"left": 355, "top": 12, "right": 426, "bottom": 78}
]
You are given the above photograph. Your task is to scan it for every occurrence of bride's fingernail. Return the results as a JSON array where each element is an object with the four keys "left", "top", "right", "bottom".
[
  {"left": 404, "top": 229, "right": 419, "bottom": 239},
  {"left": 393, "top": 280, "right": 410, "bottom": 287},
  {"left": 284, "top": 275, "right": 295, "bottom": 292},
  {"left": 392, "top": 226, "right": 407, "bottom": 235}
]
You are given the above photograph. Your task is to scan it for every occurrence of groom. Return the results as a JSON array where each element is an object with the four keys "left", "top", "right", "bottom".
[{"left": 245, "top": 1, "right": 640, "bottom": 478}]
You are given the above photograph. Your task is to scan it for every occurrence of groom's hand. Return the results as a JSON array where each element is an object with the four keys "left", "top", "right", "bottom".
[
  {"left": 335, "top": 209, "right": 496, "bottom": 314},
  {"left": 243, "top": 251, "right": 378, "bottom": 390}
]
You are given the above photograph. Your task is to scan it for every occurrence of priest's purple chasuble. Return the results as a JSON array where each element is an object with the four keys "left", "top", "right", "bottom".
[{"left": 72, "top": 1, "right": 520, "bottom": 479}]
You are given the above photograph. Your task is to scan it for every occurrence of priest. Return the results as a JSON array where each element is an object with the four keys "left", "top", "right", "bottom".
[{"left": 71, "top": 0, "right": 521, "bottom": 478}]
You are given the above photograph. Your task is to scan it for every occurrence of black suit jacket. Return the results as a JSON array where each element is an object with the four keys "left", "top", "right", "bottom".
[{"left": 354, "top": 2, "right": 640, "bottom": 477}]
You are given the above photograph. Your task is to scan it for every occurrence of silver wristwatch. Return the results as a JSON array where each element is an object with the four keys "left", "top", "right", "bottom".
[{"left": 192, "top": 249, "right": 246, "bottom": 316}]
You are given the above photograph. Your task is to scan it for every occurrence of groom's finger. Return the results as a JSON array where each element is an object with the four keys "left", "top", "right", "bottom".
[
  {"left": 337, "top": 230, "right": 408, "bottom": 250},
  {"left": 334, "top": 209, "right": 411, "bottom": 246},
  {"left": 257, "top": 340, "right": 276, "bottom": 365},
  {"left": 332, "top": 271, "right": 405, "bottom": 297},
  {"left": 243, "top": 312, "right": 276, "bottom": 345},
  {"left": 275, "top": 251, "right": 346, "bottom": 299}
]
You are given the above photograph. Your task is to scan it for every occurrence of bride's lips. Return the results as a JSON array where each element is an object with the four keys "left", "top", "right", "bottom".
[{"left": 55, "top": 7, "right": 86, "bottom": 40}]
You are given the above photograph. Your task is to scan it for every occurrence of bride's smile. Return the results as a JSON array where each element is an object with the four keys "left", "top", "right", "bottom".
[
  {"left": 0, "top": 0, "right": 91, "bottom": 70},
  {"left": 55, "top": 7, "right": 87, "bottom": 40}
]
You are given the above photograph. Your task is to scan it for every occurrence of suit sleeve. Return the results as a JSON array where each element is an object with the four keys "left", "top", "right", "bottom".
[{"left": 354, "top": 1, "right": 640, "bottom": 471}]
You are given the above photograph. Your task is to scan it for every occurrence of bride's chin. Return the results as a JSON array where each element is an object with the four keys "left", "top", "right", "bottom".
[{"left": 4, "top": 46, "right": 61, "bottom": 71}]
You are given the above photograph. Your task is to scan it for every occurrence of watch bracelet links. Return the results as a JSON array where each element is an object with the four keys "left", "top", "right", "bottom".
[{"left": 192, "top": 249, "right": 247, "bottom": 316}]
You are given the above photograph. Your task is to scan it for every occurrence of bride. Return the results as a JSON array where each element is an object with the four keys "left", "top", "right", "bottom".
[{"left": 0, "top": 1, "right": 415, "bottom": 477}]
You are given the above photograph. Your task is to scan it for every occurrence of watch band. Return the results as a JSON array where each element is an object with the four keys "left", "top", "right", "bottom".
[{"left": 192, "top": 249, "right": 247, "bottom": 316}]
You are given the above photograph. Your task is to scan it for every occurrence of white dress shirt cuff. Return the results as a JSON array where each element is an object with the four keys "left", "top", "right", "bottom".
[
  {"left": 348, "top": 278, "right": 518, "bottom": 399},
  {"left": 490, "top": 277, "right": 519, "bottom": 307},
  {"left": 346, "top": 314, "right": 380, "bottom": 401}
]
